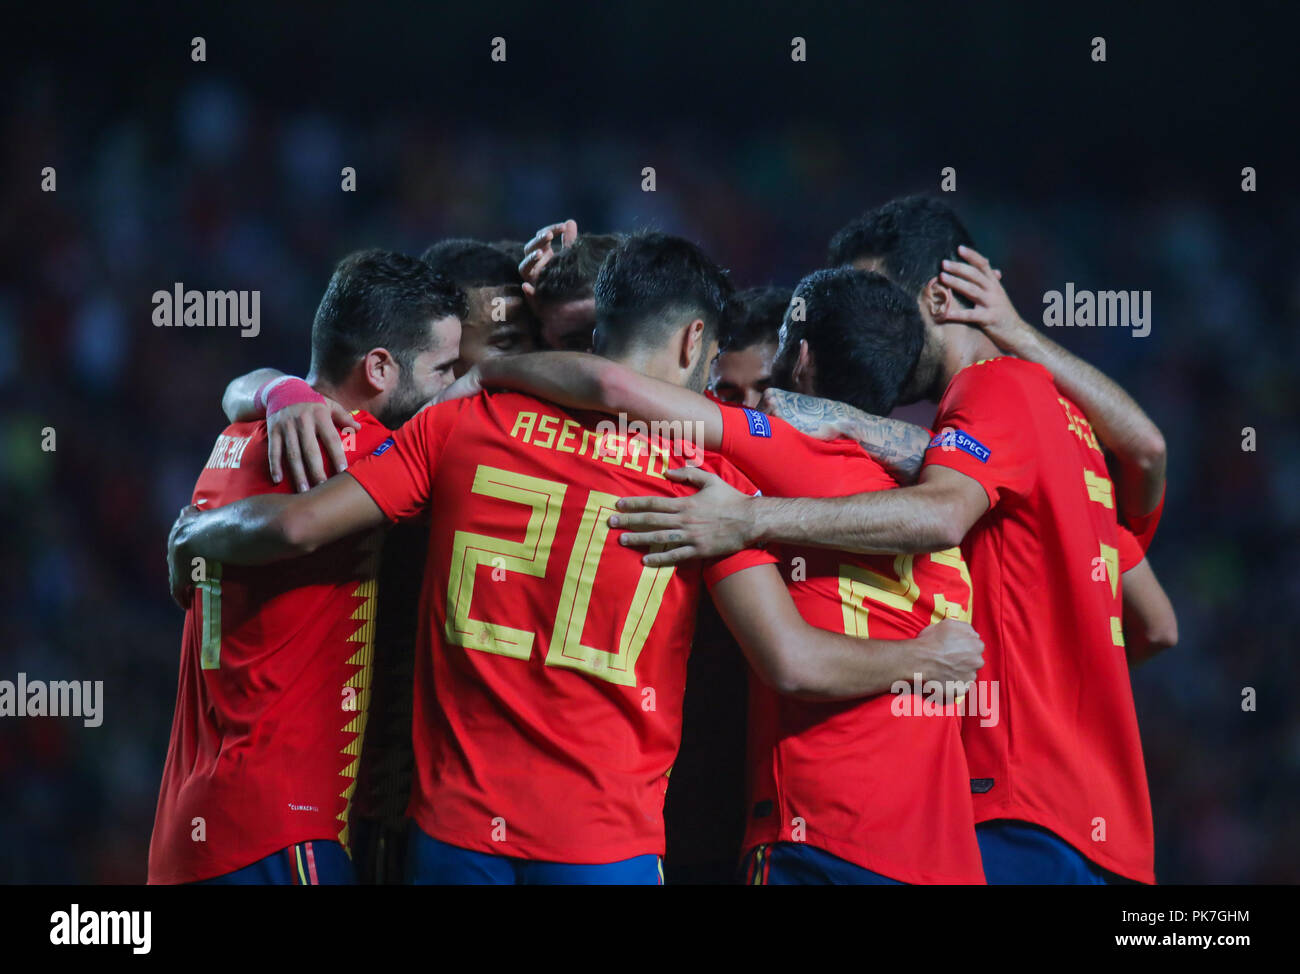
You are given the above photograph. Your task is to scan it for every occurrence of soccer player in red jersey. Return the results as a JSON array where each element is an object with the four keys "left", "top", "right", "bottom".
[
  {"left": 439, "top": 270, "right": 991, "bottom": 884},
  {"left": 165, "top": 234, "right": 983, "bottom": 885},
  {"left": 707, "top": 286, "right": 787, "bottom": 409},
  {"left": 148, "top": 251, "right": 464, "bottom": 884},
  {"left": 421, "top": 239, "right": 540, "bottom": 372},
  {"left": 612, "top": 202, "right": 1176, "bottom": 884},
  {"left": 517, "top": 221, "right": 623, "bottom": 352}
]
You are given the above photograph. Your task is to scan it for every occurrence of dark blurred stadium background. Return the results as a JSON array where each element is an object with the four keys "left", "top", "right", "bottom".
[{"left": 2, "top": 1, "right": 1296, "bottom": 882}]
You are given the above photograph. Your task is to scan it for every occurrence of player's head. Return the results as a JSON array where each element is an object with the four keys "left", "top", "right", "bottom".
[
  {"left": 828, "top": 195, "right": 976, "bottom": 402},
  {"left": 309, "top": 249, "right": 466, "bottom": 428},
  {"left": 771, "top": 268, "right": 924, "bottom": 417},
  {"left": 710, "top": 286, "right": 789, "bottom": 408},
  {"left": 532, "top": 233, "right": 624, "bottom": 351},
  {"left": 593, "top": 232, "right": 732, "bottom": 394},
  {"left": 421, "top": 238, "right": 539, "bottom": 372}
]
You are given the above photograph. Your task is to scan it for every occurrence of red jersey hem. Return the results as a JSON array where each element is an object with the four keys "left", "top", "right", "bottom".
[
  {"left": 973, "top": 801, "right": 1155, "bottom": 884},
  {"left": 411, "top": 806, "right": 664, "bottom": 866},
  {"left": 147, "top": 826, "right": 346, "bottom": 885}
]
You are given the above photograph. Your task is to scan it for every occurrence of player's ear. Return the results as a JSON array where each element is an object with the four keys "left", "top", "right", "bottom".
[
  {"left": 923, "top": 276, "right": 956, "bottom": 323},
  {"left": 362, "top": 347, "right": 398, "bottom": 393},
  {"left": 680, "top": 318, "right": 706, "bottom": 369},
  {"left": 791, "top": 339, "right": 813, "bottom": 390}
]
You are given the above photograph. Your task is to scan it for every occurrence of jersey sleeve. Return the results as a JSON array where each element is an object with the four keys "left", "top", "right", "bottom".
[
  {"left": 922, "top": 363, "right": 1037, "bottom": 509},
  {"left": 1122, "top": 486, "right": 1164, "bottom": 552},
  {"left": 1117, "top": 525, "right": 1145, "bottom": 573},
  {"left": 716, "top": 406, "right": 806, "bottom": 494},
  {"left": 696, "top": 452, "right": 779, "bottom": 588},
  {"left": 346, "top": 399, "right": 468, "bottom": 521}
]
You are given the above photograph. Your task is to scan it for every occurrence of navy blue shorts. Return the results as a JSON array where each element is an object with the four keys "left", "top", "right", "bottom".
[
  {"left": 406, "top": 825, "right": 662, "bottom": 885},
  {"left": 976, "top": 821, "right": 1110, "bottom": 885},
  {"left": 743, "top": 843, "right": 905, "bottom": 885},
  {"left": 193, "top": 840, "right": 356, "bottom": 885}
]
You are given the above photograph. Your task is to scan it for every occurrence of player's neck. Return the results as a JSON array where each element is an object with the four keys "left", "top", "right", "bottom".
[
  {"left": 306, "top": 372, "right": 369, "bottom": 416},
  {"left": 611, "top": 348, "right": 679, "bottom": 386},
  {"left": 938, "top": 327, "right": 1003, "bottom": 389}
]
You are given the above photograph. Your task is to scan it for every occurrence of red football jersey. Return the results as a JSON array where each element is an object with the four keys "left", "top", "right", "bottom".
[
  {"left": 1117, "top": 525, "right": 1144, "bottom": 573},
  {"left": 346, "top": 391, "right": 776, "bottom": 864},
  {"left": 1124, "top": 487, "right": 1165, "bottom": 552},
  {"left": 149, "top": 411, "right": 392, "bottom": 884},
  {"left": 717, "top": 406, "right": 985, "bottom": 884},
  {"left": 924, "top": 357, "right": 1154, "bottom": 883}
]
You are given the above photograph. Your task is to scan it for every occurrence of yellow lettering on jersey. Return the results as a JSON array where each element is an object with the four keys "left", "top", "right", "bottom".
[
  {"left": 598, "top": 433, "right": 626, "bottom": 465},
  {"left": 547, "top": 490, "right": 675, "bottom": 686},
  {"left": 1058, "top": 397, "right": 1101, "bottom": 453},
  {"left": 199, "top": 562, "right": 223, "bottom": 669},
  {"left": 445, "top": 466, "right": 565, "bottom": 659},
  {"left": 555, "top": 418, "right": 580, "bottom": 453},
  {"left": 533, "top": 413, "right": 559, "bottom": 450},
  {"left": 1084, "top": 469, "right": 1115, "bottom": 509},
  {"left": 838, "top": 555, "right": 921, "bottom": 637},
  {"left": 1099, "top": 541, "right": 1120, "bottom": 600},
  {"left": 507, "top": 409, "right": 676, "bottom": 481},
  {"left": 928, "top": 547, "right": 974, "bottom": 623},
  {"left": 509, "top": 411, "right": 538, "bottom": 443}
]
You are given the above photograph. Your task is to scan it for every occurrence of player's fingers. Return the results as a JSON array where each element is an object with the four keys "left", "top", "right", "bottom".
[
  {"left": 297, "top": 415, "right": 329, "bottom": 486},
  {"left": 940, "top": 259, "right": 990, "bottom": 288},
  {"left": 281, "top": 426, "right": 309, "bottom": 493},
  {"left": 936, "top": 305, "right": 984, "bottom": 325},
  {"left": 957, "top": 245, "right": 996, "bottom": 275},
  {"left": 611, "top": 513, "right": 685, "bottom": 533},
  {"left": 267, "top": 425, "right": 284, "bottom": 484},
  {"left": 560, "top": 219, "right": 578, "bottom": 245},
  {"left": 939, "top": 272, "right": 987, "bottom": 304},
  {"left": 530, "top": 222, "right": 568, "bottom": 247},
  {"left": 522, "top": 281, "right": 536, "bottom": 298},
  {"left": 641, "top": 545, "right": 698, "bottom": 567},
  {"left": 613, "top": 495, "right": 684, "bottom": 515},
  {"left": 328, "top": 400, "right": 357, "bottom": 432},
  {"left": 616, "top": 528, "right": 690, "bottom": 549},
  {"left": 664, "top": 465, "right": 717, "bottom": 488},
  {"left": 317, "top": 412, "right": 349, "bottom": 475},
  {"left": 519, "top": 247, "right": 547, "bottom": 275}
]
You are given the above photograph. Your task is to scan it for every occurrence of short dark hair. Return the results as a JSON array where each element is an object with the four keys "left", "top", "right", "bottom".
[
  {"left": 310, "top": 249, "right": 466, "bottom": 384},
  {"left": 534, "top": 233, "right": 624, "bottom": 305},
  {"left": 720, "top": 286, "right": 791, "bottom": 352},
  {"left": 593, "top": 232, "right": 733, "bottom": 356},
  {"left": 420, "top": 238, "right": 521, "bottom": 288},
  {"left": 784, "top": 268, "right": 924, "bottom": 416},
  {"left": 827, "top": 195, "right": 975, "bottom": 300},
  {"left": 491, "top": 239, "right": 526, "bottom": 265}
]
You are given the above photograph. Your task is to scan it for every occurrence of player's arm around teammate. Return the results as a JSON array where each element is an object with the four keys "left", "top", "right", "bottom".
[
  {"left": 168, "top": 479, "right": 983, "bottom": 701},
  {"left": 223, "top": 370, "right": 357, "bottom": 492},
  {"left": 939, "top": 246, "right": 1166, "bottom": 529}
]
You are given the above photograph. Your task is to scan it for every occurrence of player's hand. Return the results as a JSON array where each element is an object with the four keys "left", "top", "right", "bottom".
[
  {"left": 937, "top": 245, "right": 1028, "bottom": 349},
  {"left": 434, "top": 365, "right": 483, "bottom": 404},
  {"left": 518, "top": 219, "right": 578, "bottom": 300},
  {"left": 268, "top": 398, "right": 357, "bottom": 493},
  {"left": 611, "top": 466, "right": 756, "bottom": 566},
  {"left": 906, "top": 619, "right": 985, "bottom": 699},
  {"left": 167, "top": 505, "right": 201, "bottom": 609},
  {"left": 760, "top": 388, "right": 843, "bottom": 440}
]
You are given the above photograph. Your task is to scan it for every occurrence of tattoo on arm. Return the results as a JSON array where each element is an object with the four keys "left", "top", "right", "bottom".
[{"left": 771, "top": 390, "right": 930, "bottom": 485}]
